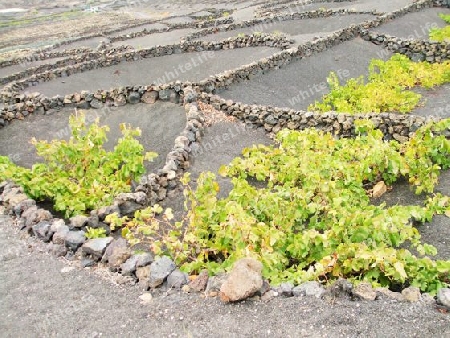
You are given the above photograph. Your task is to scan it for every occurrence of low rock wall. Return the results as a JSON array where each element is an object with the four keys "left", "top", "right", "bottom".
[
  {"left": 0, "top": 33, "right": 291, "bottom": 99},
  {"left": 199, "top": 93, "right": 440, "bottom": 142}
]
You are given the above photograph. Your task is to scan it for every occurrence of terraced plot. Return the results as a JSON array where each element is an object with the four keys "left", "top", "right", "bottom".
[
  {"left": 106, "top": 23, "right": 168, "bottom": 38},
  {"left": 219, "top": 37, "right": 393, "bottom": 110},
  {"left": 0, "top": 56, "right": 67, "bottom": 79},
  {"left": 22, "top": 47, "right": 278, "bottom": 97},
  {"left": 111, "top": 28, "right": 195, "bottom": 49},
  {"left": 264, "top": 0, "right": 418, "bottom": 15},
  {"left": 0, "top": 101, "right": 186, "bottom": 173},
  {"left": 193, "top": 13, "right": 375, "bottom": 44},
  {"left": 371, "top": 7, "right": 450, "bottom": 39}
]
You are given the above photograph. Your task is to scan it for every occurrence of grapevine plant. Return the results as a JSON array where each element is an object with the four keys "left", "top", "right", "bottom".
[
  {"left": 110, "top": 119, "right": 450, "bottom": 294},
  {"left": 0, "top": 112, "right": 157, "bottom": 217},
  {"left": 308, "top": 54, "right": 450, "bottom": 114},
  {"left": 429, "top": 13, "right": 450, "bottom": 42}
]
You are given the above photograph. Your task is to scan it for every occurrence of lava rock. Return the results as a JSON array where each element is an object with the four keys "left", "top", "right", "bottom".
[
  {"left": 136, "top": 252, "right": 154, "bottom": 267},
  {"left": 136, "top": 266, "right": 151, "bottom": 289},
  {"left": 115, "top": 192, "right": 147, "bottom": 215},
  {"left": 102, "top": 238, "right": 131, "bottom": 269},
  {"left": 121, "top": 255, "right": 139, "bottom": 276},
  {"left": 23, "top": 207, "right": 52, "bottom": 228},
  {"left": 90, "top": 98, "right": 103, "bottom": 109},
  {"left": 188, "top": 269, "right": 209, "bottom": 292},
  {"left": 32, "top": 221, "right": 53, "bottom": 242},
  {"left": 261, "top": 289, "right": 277, "bottom": 302},
  {"left": 437, "top": 288, "right": 450, "bottom": 309},
  {"left": 375, "top": 288, "right": 405, "bottom": 302},
  {"left": 13, "top": 198, "right": 35, "bottom": 217},
  {"left": 401, "top": 287, "right": 421, "bottom": 302},
  {"left": 323, "top": 278, "right": 353, "bottom": 300},
  {"left": 81, "top": 258, "right": 95, "bottom": 268},
  {"left": 205, "top": 272, "right": 228, "bottom": 294},
  {"left": 276, "top": 282, "right": 294, "bottom": 297},
  {"left": 148, "top": 256, "right": 176, "bottom": 288},
  {"left": 219, "top": 258, "right": 263, "bottom": 302},
  {"left": 166, "top": 269, "right": 189, "bottom": 289},
  {"left": 70, "top": 215, "right": 88, "bottom": 229},
  {"left": 114, "top": 94, "right": 127, "bottom": 106},
  {"left": 64, "top": 230, "right": 86, "bottom": 252},
  {"left": 127, "top": 91, "right": 141, "bottom": 104},
  {"left": 82, "top": 237, "right": 113, "bottom": 260},
  {"left": 50, "top": 219, "right": 66, "bottom": 232},
  {"left": 352, "top": 282, "right": 377, "bottom": 301},
  {"left": 141, "top": 90, "right": 159, "bottom": 104},
  {"left": 87, "top": 214, "right": 99, "bottom": 228},
  {"left": 52, "top": 222, "right": 70, "bottom": 245},
  {"left": 293, "top": 281, "right": 325, "bottom": 298},
  {"left": 139, "top": 292, "right": 153, "bottom": 305},
  {"left": 264, "top": 114, "right": 277, "bottom": 125},
  {"left": 97, "top": 204, "right": 120, "bottom": 221}
]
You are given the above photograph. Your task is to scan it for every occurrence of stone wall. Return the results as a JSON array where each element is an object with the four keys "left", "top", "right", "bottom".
[
  {"left": 0, "top": 18, "right": 234, "bottom": 69},
  {"left": 362, "top": 31, "right": 450, "bottom": 63},
  {"left": 0, "top": 83, "right": 187, "bottom": 126},
  {"left": 0, "top": 33, "right": 291, "bottom": 99},
  {"left": 0, "top": 47, "right": 92, "bottom": 69},
  {"left": 184, "top": 9, "right": 378, "bottom": 41},
  {"left": 108, "top": 18, "right": 234, "bottom": 43},
  {"left": 1, "top": 87, "right": 206, "bottom": 220},
  {"left": 199, "top": 93, "right": 440, "bottom": 142}
]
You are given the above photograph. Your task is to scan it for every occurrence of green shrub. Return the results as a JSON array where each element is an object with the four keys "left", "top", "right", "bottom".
[
  {"left": 429, "top": 13, "right": 450, "bottom": 42},
  {"left": 0, "top": 112, "right": 157, "bottom": 217},
  {"left": 309, "top": 54, "right": 450, "bottom": 114},
  {"left": 110, "top": 119, "right": 450, "bottom": 294},
  {"left": 85, "top": 227, "right": 107, "bottom": 239}
]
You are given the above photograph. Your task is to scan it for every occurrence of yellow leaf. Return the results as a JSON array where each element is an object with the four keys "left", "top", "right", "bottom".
[
  {"left": 393, "top": 261, "right": 407, "bottom": 280},
  {"left": 164, "top": 208, "right": 174, "bottom": 221}
]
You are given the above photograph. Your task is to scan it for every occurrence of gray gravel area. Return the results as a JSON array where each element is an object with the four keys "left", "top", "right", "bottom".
[
  {"left": 51, "top": 37, "right": 110, "bottom": 53},
  {"left": 412, "top": 83, "right": 450, "bottom": 119},
  {"left": 266, "top": 0, "right": 416, "bottom": 15},
  {"left": 194, "top": 14, "right": 375, "bottom": 44},
  {"left": 371, "top": 7, "right": 450, "bottom": 40},
  {"left": 1, "top": 204, "right": 450, "bottom": 338},
  {"left": 0, "top": 101, "right": 186, "bottom": 173},
  {"left": 0, "top": 56, "right": 67, "bottom": 79},
  {"left": 111, "top": 28, "right": 195, "bottom": 49},
  {"left": 24, "top": 47, "right": 277, "bottom": 97},
  {"left": 106, "top": 23, "right": 168, "bottom": 38},
  {"left": 219, "top": 37, "right": 392, "bottom": 110}
]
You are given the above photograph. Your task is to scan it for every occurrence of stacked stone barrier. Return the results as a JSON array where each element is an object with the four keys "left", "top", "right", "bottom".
[
  {"left": 0, "top": 17, "right": 234, "bottom": 69},
  {"left": 198, "top": 92, "right": 442, "bottom": 142},
  {"left": 0, "top": 33, "right": 292, "bottom": 100},
  {"left": 184, "top": 9, "right": 380, "bottom": 41},
  {"left": 362, "top": 31, "right": 450, "bottom": 62}
]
